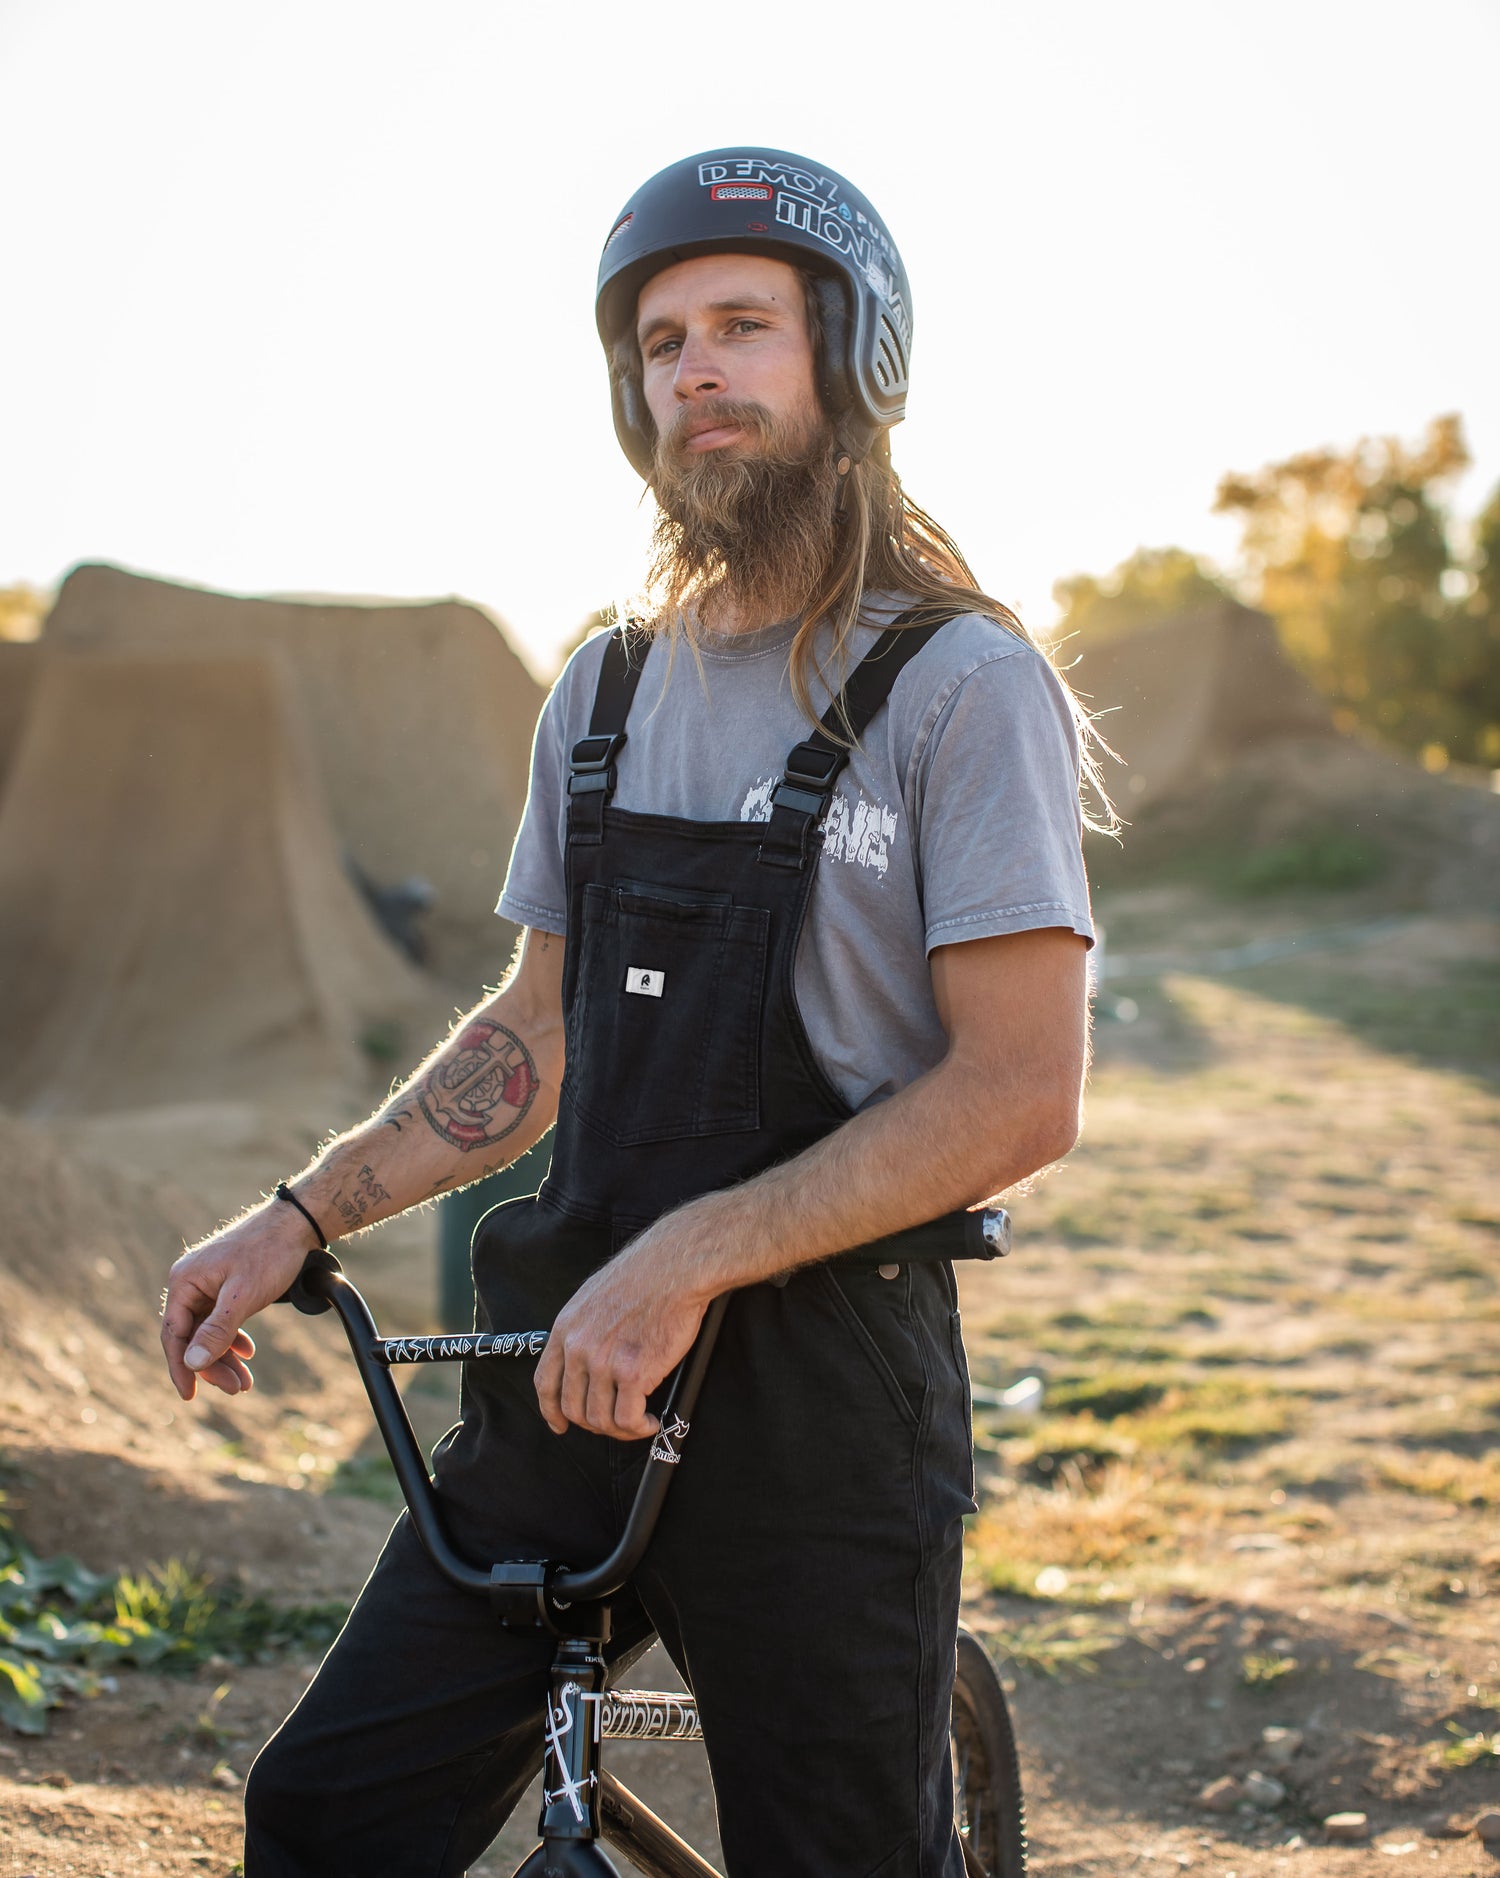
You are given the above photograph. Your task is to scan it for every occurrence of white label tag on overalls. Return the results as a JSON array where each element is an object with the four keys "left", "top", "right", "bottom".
[{"left": 625, "top": 967, "right": 664, "bottom": 998}]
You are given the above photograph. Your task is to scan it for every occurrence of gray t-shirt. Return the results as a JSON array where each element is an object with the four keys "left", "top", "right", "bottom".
[{"left": 498, "top": 608, "right": 1094, "bottom": 1113}]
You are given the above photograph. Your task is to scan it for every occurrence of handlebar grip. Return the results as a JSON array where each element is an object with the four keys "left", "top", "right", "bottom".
[
  {"left": 964, "top": 1207, "right": 1012, "bottom": 1260},
  {"left": 276, "top": 1246, "right": 345, "bottom": 1315}
]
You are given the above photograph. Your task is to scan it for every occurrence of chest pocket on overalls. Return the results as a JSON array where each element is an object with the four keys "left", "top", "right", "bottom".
[{"left": 563, "top": 880, "right": 770, "bottom": 1146}]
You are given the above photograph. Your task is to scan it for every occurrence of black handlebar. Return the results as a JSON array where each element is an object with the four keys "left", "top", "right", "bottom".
[
  {"left": 279, "top": 1203, "right": 1008, "bottom": 1625},
  {"left": 285, "top": 1257, "right": 728, "bottom": 1615}
]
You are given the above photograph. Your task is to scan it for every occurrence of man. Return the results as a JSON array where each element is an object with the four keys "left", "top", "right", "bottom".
[{"left": 162, "top": 147, "right": 1096, "bottom": 1876}]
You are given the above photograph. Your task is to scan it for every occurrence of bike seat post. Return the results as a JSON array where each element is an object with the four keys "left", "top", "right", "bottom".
[{"left": 539, "top": 1634, "right": 611, "bottom": 1852}]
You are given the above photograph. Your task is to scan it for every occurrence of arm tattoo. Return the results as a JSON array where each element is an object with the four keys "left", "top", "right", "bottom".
[
  {"left": 332, "top": 1162, "right": 394, "bottom": 1232},
  {"left": 417, "top": 1020, "right": 539, "bottom": 1151}
]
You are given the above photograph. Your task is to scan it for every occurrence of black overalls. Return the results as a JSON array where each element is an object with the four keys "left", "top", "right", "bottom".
[{"left": 246, "top": 618, "right": 978, "bottom": 1878}]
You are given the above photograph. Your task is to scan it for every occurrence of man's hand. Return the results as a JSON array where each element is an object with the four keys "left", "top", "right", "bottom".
[
  {"left": 534, "top": 1217, "right": 713, "bottom": 1441},
  {"left": 161, "top": 1207, "right": 314, "bottom": 1401}
]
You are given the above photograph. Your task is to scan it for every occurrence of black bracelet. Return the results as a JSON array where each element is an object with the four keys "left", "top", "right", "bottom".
[{"left": 274, "top": 1180, "right": 329, "bottom": 1251}]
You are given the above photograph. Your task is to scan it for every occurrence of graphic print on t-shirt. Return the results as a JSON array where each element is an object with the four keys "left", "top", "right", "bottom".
[{"left": 739, "top": 776, "right": 899, "bottom": 879}]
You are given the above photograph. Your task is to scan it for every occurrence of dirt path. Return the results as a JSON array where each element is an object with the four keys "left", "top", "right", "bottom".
[{"left": 1, "top": 904, "right": 1496, "bottom": 1874}]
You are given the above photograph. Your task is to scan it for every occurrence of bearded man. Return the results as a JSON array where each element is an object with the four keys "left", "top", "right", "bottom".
[{"left": 161, "top": 147, "right": 1098, "bottom": 1877}]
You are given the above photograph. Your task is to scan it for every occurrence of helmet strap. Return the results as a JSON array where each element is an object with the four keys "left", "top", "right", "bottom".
[{"left": 833, "top": 449, "right": 856, "bottom": 521}]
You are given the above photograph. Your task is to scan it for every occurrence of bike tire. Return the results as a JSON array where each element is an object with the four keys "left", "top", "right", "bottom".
[{"left": 951, "top": 1625, "right": 1027, "bottom": 1876}]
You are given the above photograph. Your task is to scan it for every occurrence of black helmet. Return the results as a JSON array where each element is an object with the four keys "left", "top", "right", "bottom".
[{"left": 596, "top": 147, "right": 913, "bottom": 480}]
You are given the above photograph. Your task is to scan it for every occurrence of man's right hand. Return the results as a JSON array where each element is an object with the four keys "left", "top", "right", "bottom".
[{"left": 161, "top": 1205, "right": 315, "bottom": 1401}]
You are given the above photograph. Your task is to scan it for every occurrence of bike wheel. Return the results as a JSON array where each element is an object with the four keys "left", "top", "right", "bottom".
[{"left": 951, "top": 1625, "right": 1027, "bottom": 1876}]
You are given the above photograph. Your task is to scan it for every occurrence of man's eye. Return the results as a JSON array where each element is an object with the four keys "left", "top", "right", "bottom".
[
  {"left": 731, "top": 319, "right": 764, "bottom": 335},
  {"left": 648, "top": 338, "right": 681, "bottom": 360}
]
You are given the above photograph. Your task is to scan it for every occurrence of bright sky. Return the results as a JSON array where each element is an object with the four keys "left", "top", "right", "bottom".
[{"left": 4, "top": 0, "right": 1497, "bottom": 679}]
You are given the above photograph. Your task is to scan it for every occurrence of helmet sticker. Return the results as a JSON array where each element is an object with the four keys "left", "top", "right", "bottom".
[
  {"left": 696, "top": 155, "right": 902, "bottom": 323},
  {"left": 597, "top": 149, "right": 913, "bottom": 476}
]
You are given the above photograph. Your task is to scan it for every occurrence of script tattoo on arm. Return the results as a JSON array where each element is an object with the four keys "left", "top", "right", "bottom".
[
  {"left": 332, "top": 1162, "right": 393, "bottom": 1233},
  {"left": 416, "top": 1019, "right": 539, "bottom": 1152}
]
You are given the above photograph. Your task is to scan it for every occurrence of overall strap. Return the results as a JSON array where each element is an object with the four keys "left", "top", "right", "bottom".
[
  {"left": 567, "top": 625, "right": 650, "bottom": 845},
  {"left": 758, "top": 608, "right": 958, "bottom": 871}
]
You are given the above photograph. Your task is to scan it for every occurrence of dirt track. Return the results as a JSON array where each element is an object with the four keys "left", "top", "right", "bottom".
[{"left": 2, "top": 890, "right": 1497, "bottom": 1874}]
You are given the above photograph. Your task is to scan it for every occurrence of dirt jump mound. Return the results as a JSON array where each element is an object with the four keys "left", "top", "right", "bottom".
[
  {"left": 43, "top": 563, "right": 547, "bottom": 986},
  {"left": 0, "top": 651, "right": 432, "bottom": 1117},
  {"left": 1069, "top": 599, "right": 1333, "bottom": 809}
]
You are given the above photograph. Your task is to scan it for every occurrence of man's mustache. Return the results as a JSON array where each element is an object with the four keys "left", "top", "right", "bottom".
[{"left": 662, "top": 399, "right": 774, "bottom": 454}]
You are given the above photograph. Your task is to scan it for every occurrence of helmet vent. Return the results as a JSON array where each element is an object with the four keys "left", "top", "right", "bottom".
[
  {"left": 878, "top": 316, "right": 909, "bottom": 388},
  {"left": 876, "top": 332, "right": 903, "bottom": 395}
]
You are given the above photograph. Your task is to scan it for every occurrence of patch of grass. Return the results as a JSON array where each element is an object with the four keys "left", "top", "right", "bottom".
[
  {"left": 1235, "top": 830, "right": 1388, "bottom": 895},
  {"left": 1130, "top": 1378, "right": 1297, "bottom": 1456},
  {"left": 1042, "top": 1329, "right": 1186, "bottom": 1363},
  {"left": 0, "top": 1497, "right": 348, "bottom": 1736},
  {"left": 1045, "top": 1205, "right": 1117, "bottom": 1245},
  {"left": 164, "top": 1679, "right": 233, "bottom": 1750},
  {"left": 1240, "top": 960, "right": 1500, "bottom": 1081},
  {"left": 1004, "top": 1378, "right": 1296, "bottom": 1492},
  {"left": 1240, "top": 1650, "right": 1300, "bottom": 1688},
  {"left": 1375, "top": 1448, "right": 1500, "bottom": 1507},
  {"left": 968, "top": 1464, "right": 1170, "bottom": 1591},
  {"left": 114, "top": 1559, "right": 347, "bottom": 1662},
  {"left": 1046, "top": 1371, "right": 1172, "bottom": 1419},
  {"left": 1006, "top": 1415, "right": 1134, "bottom": 1485},
  {"left": 1432, "top": 1725, "right": 1500, "bottom": 1769},
  {"left": 996, "top": 1614, "right": 1116, "bottom": 1680}
]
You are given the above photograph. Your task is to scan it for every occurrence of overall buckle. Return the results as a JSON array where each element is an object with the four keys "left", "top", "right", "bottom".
[
  {"left": 769, "top": 741, "right": 843, "bottom": 817},
  {"left": 758, "top": 741, "right": 847, "bottom": 870},
  {"left": 567, "top": 733, "right": 627, "bottom": 798}
]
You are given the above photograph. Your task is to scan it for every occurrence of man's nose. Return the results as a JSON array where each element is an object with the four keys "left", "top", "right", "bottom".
[{"left": 673, "top": 335, "right": 725, "bottom": 400}]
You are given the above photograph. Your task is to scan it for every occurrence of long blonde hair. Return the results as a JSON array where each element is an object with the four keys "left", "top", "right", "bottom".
[{"left": 612, "top": 273, "right": 1116, "bottom": 830}]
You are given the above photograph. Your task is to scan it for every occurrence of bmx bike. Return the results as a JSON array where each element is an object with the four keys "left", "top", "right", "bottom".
[{"left": 279, "top": 1237, "right": 1028, "bottom": 1877}]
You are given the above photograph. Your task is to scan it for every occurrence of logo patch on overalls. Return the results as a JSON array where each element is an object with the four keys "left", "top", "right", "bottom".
[{"left": 625, "top": 967, "right": 664, "bottom": 997}]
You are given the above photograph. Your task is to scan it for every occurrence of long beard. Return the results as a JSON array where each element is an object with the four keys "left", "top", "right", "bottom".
[{"left": 645, "top": 400, "right": 839, "bottom": 631}]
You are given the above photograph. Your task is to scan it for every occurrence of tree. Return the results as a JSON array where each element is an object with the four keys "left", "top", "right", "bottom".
[
  {"left": 1052, "top": 546, "right": 1234, "bottom": 648},
  {"left": 1458, "top": 482, "right": 1500, "bottom": 765},
  {"left": 1215, "top": 415, "right": 1498, "bottom": 766},
  {"left": 0, "top": 584, "right": 49, "bottom": 642}
]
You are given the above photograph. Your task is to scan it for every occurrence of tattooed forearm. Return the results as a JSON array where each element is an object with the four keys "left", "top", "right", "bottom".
[{"left": 416, "top": 1019, "right": 539, "bottom": 1151}]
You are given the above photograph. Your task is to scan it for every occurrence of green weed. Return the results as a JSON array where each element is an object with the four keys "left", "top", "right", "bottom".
[
  {"left": 1433, "top": 1725, "right": 1500, "bottom": 1768},
  {"left": 0, "top": 1497, "right": 347, "bottom": 1736},
  {"left": 1241, "top": 1651, "right": 1300, "bottom": 1688}
]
